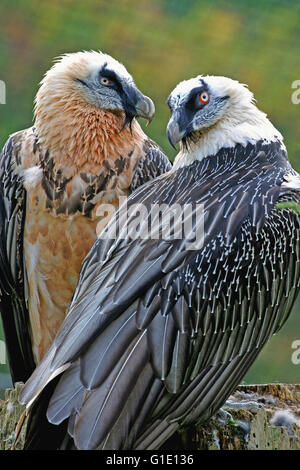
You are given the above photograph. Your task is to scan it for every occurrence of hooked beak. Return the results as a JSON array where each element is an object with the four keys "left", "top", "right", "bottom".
[
  {"left": 166, "top": 111, "right": 187, "bottom": 149},
  {"left": 121, "top": 85, "right": 155, "bottom": 130},
  {"left": 135, "top": 95, "right": 155, "bottom": 126}
]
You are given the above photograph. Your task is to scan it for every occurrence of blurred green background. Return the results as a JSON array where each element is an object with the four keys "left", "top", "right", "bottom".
[{"left": 0, "top": 0, "right": 299, "bottom": 388}]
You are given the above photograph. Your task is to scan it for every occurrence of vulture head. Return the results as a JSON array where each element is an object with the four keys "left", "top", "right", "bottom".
[
  {"left": 166, "top": 75, "right": 283, "bottom": 167},
  {"left": 34, "top": 51, "right": 155, "bottom": 160}
]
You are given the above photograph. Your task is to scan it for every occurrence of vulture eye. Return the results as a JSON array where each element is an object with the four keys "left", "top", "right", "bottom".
[
  {"left": 199, "top": 91, "right": 209, "bottom": 104},
  {"left": 100, "top": 76, "right": 113, "bottom": 86}
]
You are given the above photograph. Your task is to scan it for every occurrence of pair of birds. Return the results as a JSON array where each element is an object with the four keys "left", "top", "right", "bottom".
[{"left": 0, "top": 51, "right": 299, "bottom": 450}]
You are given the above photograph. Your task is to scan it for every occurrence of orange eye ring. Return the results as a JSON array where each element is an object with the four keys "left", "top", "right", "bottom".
[
  {"left": 100, "top": 76, "right": 111, "bottom": 86},
  {"left": 199, "top": 91, "right": 209, "bottom": 104}
]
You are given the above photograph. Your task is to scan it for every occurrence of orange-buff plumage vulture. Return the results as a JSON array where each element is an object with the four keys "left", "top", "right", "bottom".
[{"left": 0, "top": 51, "right": 171, "bottom": 383}]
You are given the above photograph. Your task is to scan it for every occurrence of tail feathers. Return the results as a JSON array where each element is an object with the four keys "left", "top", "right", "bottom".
[
  {"left": 47, "top": 361, "right": 85, "bottom": 425},
  {"left": 24, "top": 337, "right": 265, "bottom": 450},
  {"left": 45, "top": 331, "right": 165, "bottom": 449},
  {"left": 70, "top": 330, "right": 149, "bottom": 449},
  {"left": 134, "top": 348, "right": 262, "bottom": 450},
  {"left": 134, "top": 420, "right": 179, "bottom": 450},
  {"left": 99, "top": 364, "right": 163, "bottom": 449},
  {"left": 19, "top": 344, "right": 70, "bottom": 408}
]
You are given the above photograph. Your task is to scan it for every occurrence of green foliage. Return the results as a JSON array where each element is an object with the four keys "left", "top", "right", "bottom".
[
  {"left": 0, "top": 0, "right": 299, "bottom": 384},
  {"left": 276, "top": 201, "right": 300, "bottom": 214},
  {"left": 1, "top": 0, "right": 300, "bottom": 165}
]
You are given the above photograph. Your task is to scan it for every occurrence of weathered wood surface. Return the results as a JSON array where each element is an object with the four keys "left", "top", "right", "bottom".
[
  {"left": 0, "top": 383, "right": 26, "bottom": 450},
  {"left": 0, "top": 383, "right": 299, "bottom": 450},
  {"left": 164, "top": 384, "right": 300, "bottom": 450}
]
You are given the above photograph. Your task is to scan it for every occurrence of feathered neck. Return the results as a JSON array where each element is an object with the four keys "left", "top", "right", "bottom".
[
  {"left": 34, "top": 86, "right": 143, "bottom": 169},
  {"left": 173, "top": 101, "right": 285, "bottom": 170}
]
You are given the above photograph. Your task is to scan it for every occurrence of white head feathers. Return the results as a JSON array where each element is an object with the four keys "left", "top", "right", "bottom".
[{"left": 169, "top": 75, "right": 284, "bottom": 169}]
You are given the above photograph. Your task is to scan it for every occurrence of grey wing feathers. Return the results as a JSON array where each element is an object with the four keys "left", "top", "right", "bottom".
[
  {"left": 0, "top": 134, "right": 35, "bottom": 382},
  {"left": 20, "top": 145, "right": 300, "bottom": 449},
  {"left": 130, "top": 139, "right": 171, "bottom": 192}
]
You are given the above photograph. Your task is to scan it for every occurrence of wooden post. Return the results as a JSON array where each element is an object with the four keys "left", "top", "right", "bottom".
[{"left": 0, "top": 383, "right": 299, "bottom": 450}]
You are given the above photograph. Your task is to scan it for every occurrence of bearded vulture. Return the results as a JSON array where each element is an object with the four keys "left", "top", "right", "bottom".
[
  {"left": 0, "top": 51, "right": 171, "bottom": 383},
  {"left": 19, "top": 75, "right": 300, "bottom": 450}
]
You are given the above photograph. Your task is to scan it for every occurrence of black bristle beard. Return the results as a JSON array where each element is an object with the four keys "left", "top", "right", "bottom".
[
  {"left": 182, "top": 132, "right": 198, "bottom": 151},
  {"left": 120, "top": 111, "right": 135, "bottom": 134}
]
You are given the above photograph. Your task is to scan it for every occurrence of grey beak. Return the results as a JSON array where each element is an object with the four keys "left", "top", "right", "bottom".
[
  {"left": 135, "top": 95, "right": 155, "bottom": 124},
  {"left": 166, "top": 116, "right": 185, "bottom": 149}
]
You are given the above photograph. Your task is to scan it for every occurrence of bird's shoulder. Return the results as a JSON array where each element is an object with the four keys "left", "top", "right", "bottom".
[
  {"left": 130, "top": 138, "right": 172, "bottom": 192},
  {"left": 1, "top": 127, "right": 40, "bottom": 172}
]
